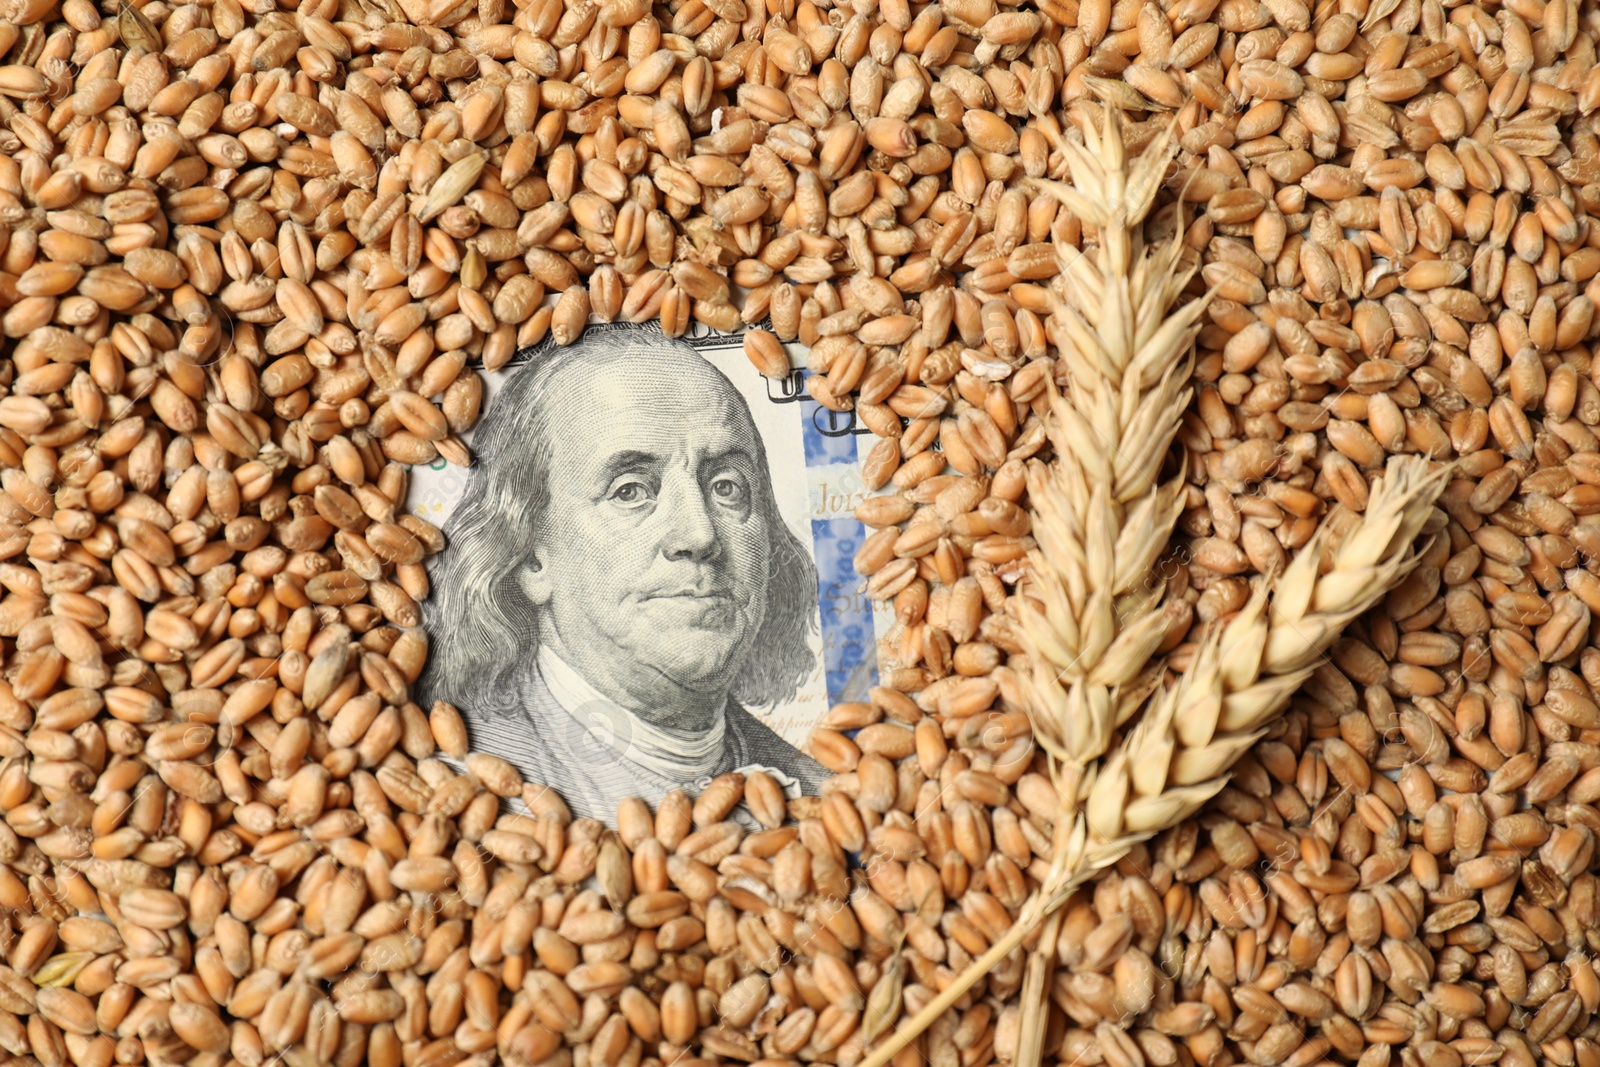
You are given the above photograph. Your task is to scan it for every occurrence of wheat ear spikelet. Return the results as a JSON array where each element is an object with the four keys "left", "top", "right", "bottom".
[
  {"left": 1004, "top": 106, "right": 1203, "bottom": 1067},
  {"left": 1005, "top": 108, "right": 1210, "bottom": 1067},
  {"left": 1017, "top": 110, "right": 1208, "bottom": 781},
  {"left": 852, "top": 111, "right": 1449, "bottom": 1067},
  {"left": 1092, "top": 455, "right": 1450, "bottom": 842}
]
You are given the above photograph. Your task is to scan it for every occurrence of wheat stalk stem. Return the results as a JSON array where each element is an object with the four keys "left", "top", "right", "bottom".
[{"left": 1011, "top": 907, "right": 1064, "bottom": 1067}]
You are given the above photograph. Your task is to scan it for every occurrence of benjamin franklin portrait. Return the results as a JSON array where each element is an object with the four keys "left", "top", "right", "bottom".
[{"left": 419, "top": 326, "right": 830, "bottom": 821}]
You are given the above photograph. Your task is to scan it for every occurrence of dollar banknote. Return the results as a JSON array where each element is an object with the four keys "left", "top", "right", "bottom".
[{"left": 407, "top": 321, "right": 895, "bottom": 823}]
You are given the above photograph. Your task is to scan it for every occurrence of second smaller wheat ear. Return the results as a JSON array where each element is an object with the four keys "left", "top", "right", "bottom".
[{"left": 852, "top": 107, "right": 1449, "bottom": 1067}]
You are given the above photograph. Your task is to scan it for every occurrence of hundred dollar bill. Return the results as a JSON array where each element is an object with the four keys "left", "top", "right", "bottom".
[{"left": 407, "top": 321, "right": 896, "bottom": 823}]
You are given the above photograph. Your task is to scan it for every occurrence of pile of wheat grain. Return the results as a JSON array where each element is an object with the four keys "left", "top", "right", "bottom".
[{"left": 0, "top": 0, "right": 1598, "bottom": 1066}]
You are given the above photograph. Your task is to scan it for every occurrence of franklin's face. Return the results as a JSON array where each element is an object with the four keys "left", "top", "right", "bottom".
[{"left": 522, "top": 348, "right": 774, "bottom": 711}]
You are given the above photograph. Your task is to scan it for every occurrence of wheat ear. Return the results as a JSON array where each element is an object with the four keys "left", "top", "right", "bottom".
[
  {"left": 1016, "top": 110, "right": 1207, "bottom": 780},
  {"left": 1005, "top": 107, "right": 1208, "bottom": 1067},
  {"left": 852, "top": 109, "right": 1449, "bottom": 1067}
]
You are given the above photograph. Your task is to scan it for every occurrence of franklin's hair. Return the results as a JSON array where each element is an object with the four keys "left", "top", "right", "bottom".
[{"left": 417, "top": 325, "right": 819, "bottom": 720}]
